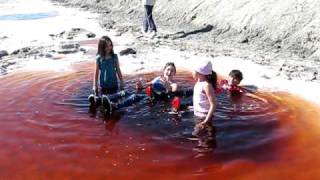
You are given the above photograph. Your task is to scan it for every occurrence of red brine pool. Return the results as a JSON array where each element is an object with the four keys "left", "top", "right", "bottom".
[{"left": 1, "top": 62, "right": 320, "bottom": 179}]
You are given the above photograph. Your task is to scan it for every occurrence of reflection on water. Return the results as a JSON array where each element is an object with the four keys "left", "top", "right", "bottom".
[
  {"left": 0, "top": 11, "right": 58, "bottom": 20},
  {"left": 1, "top": 62, "right": 320, "bottom": 179}
]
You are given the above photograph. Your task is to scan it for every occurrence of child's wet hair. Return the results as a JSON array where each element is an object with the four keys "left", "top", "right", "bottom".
[
  {"left": 163, "top": 62, "right": 176, "bottom": 74},
  {"left": 229, "top": 69, "right": 243, "bottom": 82},
  {"left": 98, "top": 35, "right": 114, "bottom": 57},
  {"left": 206, "top": 71, "right": 218, "bottom": 90}
]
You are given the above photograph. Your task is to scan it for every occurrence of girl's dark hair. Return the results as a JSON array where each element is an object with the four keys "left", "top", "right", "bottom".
[
  {"left": 98, "top": 36, "right": 114, "bottom": 58},
  {"left": 206, "top": 71, "right": 218, "bottom": 90},
  {"left": 229, "top": 69, "right": 243, "bottom": 82},
  {"left": 163, "top": 62, "right": 176, "bottom": 74}
]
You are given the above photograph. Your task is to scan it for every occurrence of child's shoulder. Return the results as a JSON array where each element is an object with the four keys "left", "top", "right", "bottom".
[
  {"left": 203, "top": 81, "right": 214, "bottom": 89},
  {"left": 199, "top": 80, "right": 210, "bottom": 85},
  {"left": 151, "top": 76, "right": 161, "bottom": 82},
  {"left": 195, "top": 81, "right": 210, "bottom": 89}
]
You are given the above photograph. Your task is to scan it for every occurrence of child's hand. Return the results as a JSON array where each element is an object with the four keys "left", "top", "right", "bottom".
[
  {"left": 170, "top": 83, "right": 178, "bottom": 92},
  {"left": 220, "top": 79, "right": 229, "bottom": 90},
  {"left": 92, "top": 86, "right": 98, "bottom": 95},
  {"left": 196, "top": 123, "right": 205, "bottom": 129},
  {"left": 136, "top": 80, "right": 143, "bottom": 90}
]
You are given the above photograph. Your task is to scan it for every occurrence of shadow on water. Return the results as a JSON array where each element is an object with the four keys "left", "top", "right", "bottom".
[{"left": 60, "top": 71, "right": 291, "bottom": 163}]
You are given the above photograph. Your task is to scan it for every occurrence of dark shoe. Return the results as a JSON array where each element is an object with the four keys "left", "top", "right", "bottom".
[
  {"left": 96, "top": 96, "right": 102, "bottom": 107},
  {"left": 88, "top": 94, "right": 96, "bottom": 108},
  {"left": 102, "top": 95, "right": 112, "bottom": 114}
]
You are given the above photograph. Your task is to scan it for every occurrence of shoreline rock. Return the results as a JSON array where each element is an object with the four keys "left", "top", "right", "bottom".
[{"left": 0, "top": 50, "right": 8, "bottom": 58}]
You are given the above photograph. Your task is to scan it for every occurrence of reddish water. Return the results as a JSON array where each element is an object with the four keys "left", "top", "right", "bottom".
[{"left": 1, "top": 61, "right": 320, "bottom": 179}]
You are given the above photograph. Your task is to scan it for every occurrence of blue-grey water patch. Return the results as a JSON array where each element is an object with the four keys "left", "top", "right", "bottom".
[
  {"left": 0, "top": 11, "right": 58, "bottom": 20},
  {"left": 0, "top": 0, "right": 14, "bottom": 3}
]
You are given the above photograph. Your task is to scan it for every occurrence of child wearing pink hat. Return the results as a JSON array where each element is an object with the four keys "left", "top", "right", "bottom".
[{"left": 191, "top": 60, "right": 217, "bottom": 150}]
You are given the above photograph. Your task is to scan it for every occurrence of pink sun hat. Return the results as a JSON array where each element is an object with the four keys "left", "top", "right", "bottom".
[{"left": 193, "top": 60, "right": 212, "bottom": 75}]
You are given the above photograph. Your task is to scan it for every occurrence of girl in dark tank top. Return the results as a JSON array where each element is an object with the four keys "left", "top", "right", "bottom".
[{"left": 92, "top": 36, "right": 124, "bottom": 95}]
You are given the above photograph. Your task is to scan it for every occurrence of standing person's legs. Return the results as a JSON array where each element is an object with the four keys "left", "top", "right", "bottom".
[
  {"left": 148, "top": 5, "right": 157, "bottom": 32},
  {"left": 145, "top": 5, "right": 157, "bottom": 33},
  {"left": 143, "top": 5, "right": 149, "bottom": 33},
  {"left": 107, "top": 90, "right": 127, "bottom": 102},
  {"left": 192, "top": 118, "right": 216, "bottom": 150}
]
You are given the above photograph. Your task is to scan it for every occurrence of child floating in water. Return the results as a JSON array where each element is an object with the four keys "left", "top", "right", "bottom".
[
  {"left": 136, "top": 62, "right": 178, "bottom": 99},
  {"left": 91, "top": 62, "right": 193, "bottom": 115}
]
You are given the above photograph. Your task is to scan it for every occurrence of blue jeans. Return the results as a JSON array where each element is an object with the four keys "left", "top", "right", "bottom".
[
  {"left": 106, "top": 91, "right": 149, "bottom": 110},
  {"left": 116, "top": 94, "right": 148, "bottom": 109},
  {"left": 108, "top": 87, "right": 193, "bottom": 110},
  {"left": 143, "top": 5, "right": 157, "bottom": 32}
]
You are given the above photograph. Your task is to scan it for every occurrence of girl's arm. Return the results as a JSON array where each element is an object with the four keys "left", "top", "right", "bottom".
[
  {"left": 93, "top": 61, "right": 99, "bottom": 95},
  {"left": 169, "top": 83, "right": 178, "bottom": 92},
  {"left": 200, "top": 83, "right": 216, "bottom": 125},
  {"left": 115, "top": 56, "right": 124, "bottom": 89}
]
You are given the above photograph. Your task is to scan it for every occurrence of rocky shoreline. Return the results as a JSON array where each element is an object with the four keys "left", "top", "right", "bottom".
[
  {"left": 46, "top": 0, "right": 320, "bottom": 83},
  {"left": 1, "top": 0, "right": 319, "bottom": 83},
  {"left": 0, "top": 28, "right": 95, "bottom": 74},
  {"left": 0, "top": 0, "right": 104, "bottom": 75}
]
